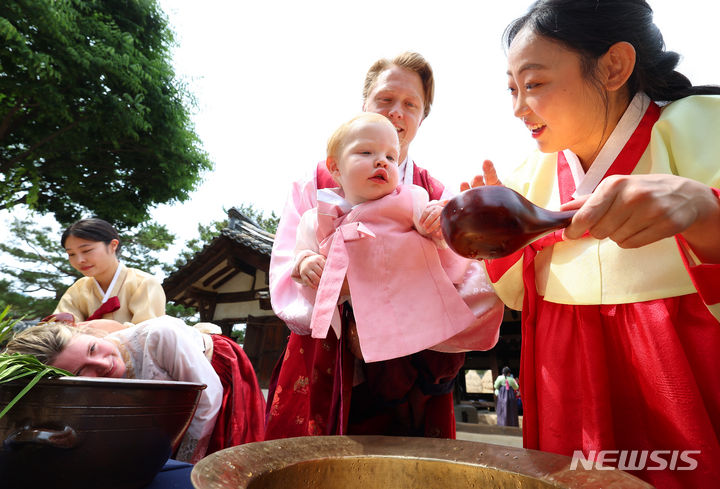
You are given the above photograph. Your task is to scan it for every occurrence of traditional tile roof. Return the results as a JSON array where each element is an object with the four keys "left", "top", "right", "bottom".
[
  {"left": 162, "top": 207, "right": 275, "bottom": 301},
  {"left": 222, "top": 207, "right": 274, "bottom": 256}
]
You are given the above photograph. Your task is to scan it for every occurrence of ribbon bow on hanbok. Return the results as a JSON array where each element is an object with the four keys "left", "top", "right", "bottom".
[
  {"left": 307, "top": 186, "right": 481, "bottom": 363},
  {"left": 310, "top": 200, "right": 375, "bottom": 340}
]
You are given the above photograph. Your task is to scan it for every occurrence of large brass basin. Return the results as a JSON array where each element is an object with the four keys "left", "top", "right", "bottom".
[
  {"left": 0, "top": 376, "right": 204, "bottom": 489},
  {"left": 192, "top": 436, "right": 653, "bottom": 488}
]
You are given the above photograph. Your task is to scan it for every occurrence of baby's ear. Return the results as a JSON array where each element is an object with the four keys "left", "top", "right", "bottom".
[{"left": 326, "top": 157, "right": 342, "bottom": 183}]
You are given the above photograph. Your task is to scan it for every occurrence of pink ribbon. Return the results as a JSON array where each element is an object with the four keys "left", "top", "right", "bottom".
[{"left": 310, "top": 219, "right": 375, "bottom": 339}]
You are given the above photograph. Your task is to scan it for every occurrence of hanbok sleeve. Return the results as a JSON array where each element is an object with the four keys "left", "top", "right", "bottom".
[
  {"left": 429, "top": 260, "right": 504, "bottom": 353},
  {"left": 653, "top": 97, "right": 720, "bottom": 321},
  {"left": 408, "top": 188, "right": 504, "bottom": 353},
  {"left": 291, "top": 208, "right": 321, "bottom": 283},
  {"left": 408, "top": 185, "right": 434, "bottom": 237},
  {"left": 675, "top": 189, "right": 720, "bottom": 322},
  {"left": 54, "top": 279, "right": 92, "bottom": 321},
  {"left": 127, "top": 274, "right": 166, "bottom": 324},
  {"left": 143, "top": 318, "right": 222, "bottom": 461},
  {"left": 269, "top": 173, "right": 320, "bottom": 334}
]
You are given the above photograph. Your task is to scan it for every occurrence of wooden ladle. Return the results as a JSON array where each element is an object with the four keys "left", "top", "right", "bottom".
[{"left": 441, "top": 186, "right": 577, "bottom": 259}]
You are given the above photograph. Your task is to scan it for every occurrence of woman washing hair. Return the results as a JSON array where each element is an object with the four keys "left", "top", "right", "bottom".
[
  {"left": 4, "top": 316, "right": 266, "bottom": 463},
  {"left": 53, "top": 218, "right": 166, "bottom": 326}
]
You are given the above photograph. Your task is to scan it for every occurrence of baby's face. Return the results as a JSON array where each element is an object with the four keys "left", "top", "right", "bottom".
[{"left": 335, "top": 121, "right": 400, "bottom": 205}]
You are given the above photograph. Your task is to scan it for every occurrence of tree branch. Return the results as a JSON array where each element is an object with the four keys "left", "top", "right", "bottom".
[
  {"left": 2, "top": 117, "right": 86, "bottom": 172},
  {"left": 0, "top": 102, "right": 24, "bottom": 141},
  {"left": 0, "top": 194, "right": 28, "bottom": 211}
]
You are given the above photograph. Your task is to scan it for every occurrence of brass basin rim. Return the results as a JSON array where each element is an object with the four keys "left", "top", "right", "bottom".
[
  {"left": 192, "top": 435, "right": 652, "bottom": 489},
  {"left": 255, "top": 453, "right": 517, "bottom": 471}
]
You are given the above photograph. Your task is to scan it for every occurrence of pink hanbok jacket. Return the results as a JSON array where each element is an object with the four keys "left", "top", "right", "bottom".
[
  {"left": 269, "top": 159, "right": 503, "bottom": 357},
  {"left": 294, "top": 185, "right": 503, "bottom": 362}
]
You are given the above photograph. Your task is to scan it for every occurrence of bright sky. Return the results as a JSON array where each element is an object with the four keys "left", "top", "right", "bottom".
[
  {"left": 0, "top": 0, "right": 715, "bottom": 310},
  {"left": 4, "top": 1, "right": 717, "bottom": 278},
  {"left": 151, "top": 0, "right": 720, "bottom": 248}
]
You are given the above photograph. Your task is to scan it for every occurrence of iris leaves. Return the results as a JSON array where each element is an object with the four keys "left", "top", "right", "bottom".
[
  {"left": 0, "top": 306, "right": 74, "bottom": 418},
  {"left": 0, "top": 354, "right": 74, "bottom": 419}
]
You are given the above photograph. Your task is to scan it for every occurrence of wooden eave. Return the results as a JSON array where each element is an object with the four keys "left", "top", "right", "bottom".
[{"left": 162, "top": 209, "right": 275, "bottom": 309}]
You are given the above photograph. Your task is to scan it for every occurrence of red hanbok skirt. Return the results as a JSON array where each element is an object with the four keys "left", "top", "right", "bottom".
[
  {"left": 207, "top": 335, "right": 266, "bottom": 453},
  {"left": 264, "top": 308, "right": 465, "bottom": 440},
  {"left": 523, "top": 293, "right": 720, "bottom": 489}
]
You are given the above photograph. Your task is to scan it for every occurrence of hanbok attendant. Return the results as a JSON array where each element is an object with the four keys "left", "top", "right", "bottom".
[
  {"left": 266, "top": 52, "right": 502, "bottom": 440},
  {"left": 468, "top": 1, "right": 720, "bottom": 487},
  {"left": 54, "top": 218, "right": 166, "bottom": 326},
  {"left": 292, "top": 113, "right": 502, "bottom": 363},
  {"left": 493, "top": 367, "right": 519, "bottom": 427},
  {"left": 5, "top": 316, "right": 266, "bottom": 464}
]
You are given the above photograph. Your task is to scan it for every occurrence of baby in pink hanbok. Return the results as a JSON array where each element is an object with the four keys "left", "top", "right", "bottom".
[{"left": 292, "top": 113, "right": 503, "bottom": 362}]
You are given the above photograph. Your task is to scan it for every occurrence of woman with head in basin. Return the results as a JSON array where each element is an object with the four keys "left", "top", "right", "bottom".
[
  {"left": 468, "top": 1, "right": 720, "bottom": 487},
  {"left": 266, "top": 52, "right": 503, "bottom": 441},
  {"left": 53, "top": 218, "right": 166, "bottom": 327},
  {"left": 4, "top": 315, "right": 266, "bottom": 464}
]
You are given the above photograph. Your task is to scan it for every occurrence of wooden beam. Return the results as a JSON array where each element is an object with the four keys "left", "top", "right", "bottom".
[
  {"left": 188, "top": 286, "right": 218, "bottom": 300},
  {"left": 199, "top": 301, "right": 217, "bottom": 322},
  {"left": 212, "top": 269, "right": 242, "bottom": 290},
  {"left": 207, "top": 314, "right": 276, "bottom": 324},
  {"left": 229, "top": 256, "right": 257, "bottom": 277},
  {"left": 164, "top": 239, "right": 235, "bottom": 297},
  {"left": 202, "top": 265, "right": 233, "bottom": 287},
  {"left": 181, "top": 287, "right": 218, "bottom": 322},
  {"left": 214, "top": 288, "right": 269, "bottom": 303},
  {"left": 231, "top": 246, "right": 269, "bottom": 273}
]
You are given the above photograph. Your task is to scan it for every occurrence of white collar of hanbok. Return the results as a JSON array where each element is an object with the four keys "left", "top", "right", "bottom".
[
  {"left": 399, "top": 155, "right": 413, "bottom": 186},
  {"left": 562, "top": 92, "right": 651, "bottom": 198},
  {"left": 317, "top": 187, "right": 354, "bottom": 213},
  {"left": 94, "top": 262, "right": 123, "bottom": 302}
]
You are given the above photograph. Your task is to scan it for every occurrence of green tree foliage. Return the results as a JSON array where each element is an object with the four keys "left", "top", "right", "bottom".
[
  {"left": 168, "top": 220, "right": 227, "bottom": 274},
  {"left": 0, "top": 216, "right": 175, "bottom": 319},
  {"left": 168, "top": 204, "right": 278, "bottom": 273},
  {"left": 0, "top": 279, "right": 51, "bottom": 323},
  {"left": 230, "top": 325, "right": 245, "bottom": 344},
  {"left": 0, "top": 204, "right": 277, "bottom": 322},
  {"left": 236, "top": 204, "right": 279, "bottom": 234},
  {"left": 0, "top": 305, "right": 21, "bottom": 347},
  {"left": 0, "top": 0, "right": 212, "bottom": 227}
]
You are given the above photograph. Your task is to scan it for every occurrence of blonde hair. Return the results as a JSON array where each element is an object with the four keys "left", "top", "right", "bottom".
[
  {"left": 4, "top": 323, "right": 107, "bottom": 365},
  {"left": 362, "top": 51, "right": 434, "bottom": 119},
  {"left": 326, "top": 112, "right": 396, "bottom": 161}
]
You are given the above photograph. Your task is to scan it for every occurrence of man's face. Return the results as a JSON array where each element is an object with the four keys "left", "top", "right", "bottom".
[{"left": 363, "top": 65, "right": 425, "bottom": 163}]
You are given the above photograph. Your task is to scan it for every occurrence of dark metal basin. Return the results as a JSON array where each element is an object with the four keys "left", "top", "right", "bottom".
[
  {"left": 0, "top": 376, "right": 204, "bottom": 489},
  {"left": 192, "top": 436, "right": 653, "bottom": 489}
]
